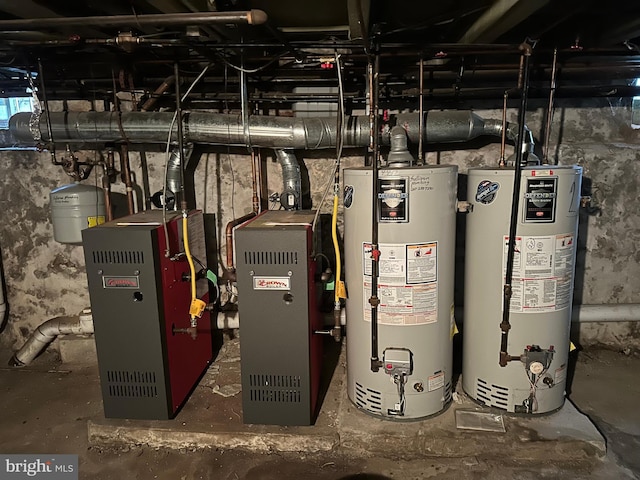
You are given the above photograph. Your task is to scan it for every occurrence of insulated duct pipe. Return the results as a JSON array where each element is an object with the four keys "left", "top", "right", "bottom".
[
  {"left": 213, "top": 309, "right": 350, "bottom": 329},
  {"left": 395, "top": 110, "right": 536, "bottom": 157},
  {"left": 572, "top": 304, "right": 640, "bottom": 323},
  {"left": 9, "top": 309, "right": 94, "bottom": 367},
  {"left": 9, "top": 112, "right": 368, "bottom": 149},
  {"left": 275, "top": 149, "right": 302, "bottom": 210},
  {"left": 9, "top": 111, "right": 535, "bottom": 152}
]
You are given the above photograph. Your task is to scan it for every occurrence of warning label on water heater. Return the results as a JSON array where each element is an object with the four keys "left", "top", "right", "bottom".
[
  {"left": 362, "top": 241, "right": 438, "bottom": 326},
  {"left": 502, "top": 233, "right": 575, "bottom": 313},
  {"left": 406, "top": 243, "right": 437, "bottom": 284}
]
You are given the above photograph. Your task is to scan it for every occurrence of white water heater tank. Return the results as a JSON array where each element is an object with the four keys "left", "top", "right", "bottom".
[
  {"left": 344, "top": 164, "right": 457, "bottom": 419},
  {"left": 50, "top": 183, "right": 106, "bottom": 245},
  {"left": 463, "top": 165, "right": 582, "bottom": 414}
]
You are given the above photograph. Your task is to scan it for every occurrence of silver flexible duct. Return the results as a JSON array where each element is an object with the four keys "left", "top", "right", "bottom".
[
  {"left": 9, "top": 110, "right": 535, "bottom": 153},
  {"left": 275, "top": 149, "right": 302, "bottom": 210},
  {"left": 486, "top": 119, "right": 537, "bottom": 159},
  {"left": 166, "top": 144, "right": 194, "bottom": 199}
]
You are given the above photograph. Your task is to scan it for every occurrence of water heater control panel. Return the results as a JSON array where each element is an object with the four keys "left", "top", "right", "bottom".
[
  {"left": 383, "top": 348, "right": 413, "bottom": 377},
  {"left": 522, "top": 345, "right": 554, "bottom": 374}
]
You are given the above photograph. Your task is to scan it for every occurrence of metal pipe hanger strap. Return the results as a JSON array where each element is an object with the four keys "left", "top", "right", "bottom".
[{"left": 10, "top": 110, "right": 535, "bottom": 151}]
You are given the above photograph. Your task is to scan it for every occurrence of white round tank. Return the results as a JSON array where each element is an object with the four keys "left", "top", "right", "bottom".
[
  {"left": 50, "top": 183, "right": 106, "bottom": 245},
  {"left": 462, "top": 166, "right": 582, "bottom": 414},
  {"left": 344, "top": 165, "right": 457, "bottom": 419}
]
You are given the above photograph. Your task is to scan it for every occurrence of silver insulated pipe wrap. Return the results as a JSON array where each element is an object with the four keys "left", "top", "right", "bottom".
[
  {"left": 9, "top": 110, "right": 535, "bottom": 152},
  {"left": 10, "top": 112, "right": 371, "bottom": 149}
]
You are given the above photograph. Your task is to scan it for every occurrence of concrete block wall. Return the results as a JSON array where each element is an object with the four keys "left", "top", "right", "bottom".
[{"left": 0, "top": 98, "right": 638, "bottom": 354}]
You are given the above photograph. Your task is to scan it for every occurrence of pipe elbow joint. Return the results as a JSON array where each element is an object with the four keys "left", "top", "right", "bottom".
[
  {"left": 519, "top": 42, "right": 533, "bottom": 56},
  {"left": 332, "top": 327, "right": 342, "bottom": 343},
  {"left": 8, "top": 354, "right": 25, "bottom": 367}
]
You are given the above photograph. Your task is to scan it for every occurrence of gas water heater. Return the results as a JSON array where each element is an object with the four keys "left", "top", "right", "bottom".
[
  {"left": 463, "top": 166, "right": 582, "bottom": 414},
  {"left": 344, "top": 165, "right": 457, "bottom": 419}
]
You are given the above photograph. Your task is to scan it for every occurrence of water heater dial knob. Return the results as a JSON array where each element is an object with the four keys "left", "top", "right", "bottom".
[{"left": 529, "top": 361, "right": 544, "bottom": 375}]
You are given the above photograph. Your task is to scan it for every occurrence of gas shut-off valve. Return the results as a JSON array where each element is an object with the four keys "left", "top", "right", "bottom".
[{"left": 383, "top": 348, "right": 413, "bottom": 417}]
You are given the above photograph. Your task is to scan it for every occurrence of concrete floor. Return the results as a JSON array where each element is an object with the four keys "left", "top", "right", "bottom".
[{"left": 1, "top": 334, "right": 639, "bottom": 480}]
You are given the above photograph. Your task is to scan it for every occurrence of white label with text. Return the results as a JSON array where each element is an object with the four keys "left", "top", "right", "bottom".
[{"left": 253, "top": 276, "right": 291, "bottom": 290}]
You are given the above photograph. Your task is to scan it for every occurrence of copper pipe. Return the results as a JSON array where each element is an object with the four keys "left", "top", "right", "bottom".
[
  {"left": 141, "top": 75, "right": 175, "bottom": 112},
  {"left": 544, "top": 48, "right": 558, "bottom": 164},
  {"left": 499, "top": 91, "right": 508, "bottom": 167},
  {"left": 119, "top": 144, "right": 135, "bottom": 215},
  {"left": 256, "top": 149, "right": 267, "bottom": 211},
  {"left": 100, "top": 165, "right": 113, "bottom": 221},
  {"left": 418, "top": 57, "right": 424, "bottom": 165},
  {"left": 225, "top": 212, "right": 258, "bottom": 272},
  {"left": 102, "top": 150, "right": 115, "bottom": 221},
  {"left": 37, "top": 59, "right": 60, "bottom": 166},
  {"left": 250, "top": 150, "right": 260, "bottom": 214}
]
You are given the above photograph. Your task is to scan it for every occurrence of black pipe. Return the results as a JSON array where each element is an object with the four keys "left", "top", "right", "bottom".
[
  {"left": 37, "top": 59, "right": 59, "bottom": 166},
  {"left": 119, "top": 144, "right": 136, "bottom": 215},
  {"left": 0, "top": 10, "right": 267, "bottom": 30},
  {"left": 369, "top": 51, "right": 383, "bottom": 373},
  {"left": 499, "top": 43, "right": 532, "bottom": 367},
  {"left": 545, "top": 48, "right": 558, "bottom": 165}
]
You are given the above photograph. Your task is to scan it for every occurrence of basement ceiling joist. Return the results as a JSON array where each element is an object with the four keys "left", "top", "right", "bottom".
[{"left": 0, "top": 0, "right": 638, "bottom": 103}]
